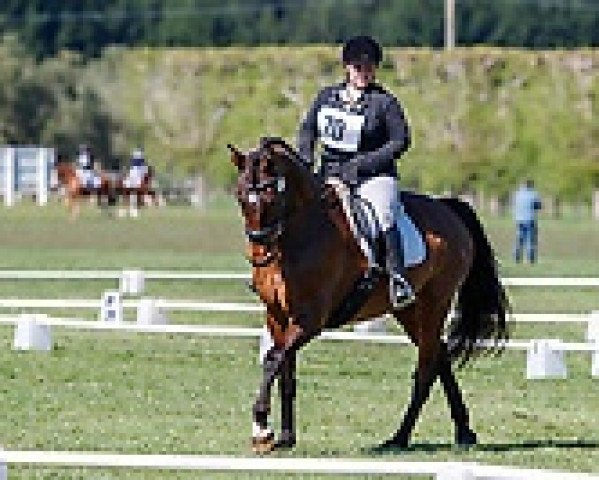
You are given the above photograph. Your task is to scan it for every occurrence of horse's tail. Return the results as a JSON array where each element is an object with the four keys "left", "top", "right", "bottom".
[{"left": 440, "top": 197, "right": 510, "bottom": 365}]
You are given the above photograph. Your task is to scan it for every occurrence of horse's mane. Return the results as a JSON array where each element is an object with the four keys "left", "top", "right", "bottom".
[{"left": 259, "top": 136, "right": 322, "bottom": 197}]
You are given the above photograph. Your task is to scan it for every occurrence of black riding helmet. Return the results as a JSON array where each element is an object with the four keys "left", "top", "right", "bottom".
[{"left": 341, "top": 35, "right": 383, "bottom": 66}]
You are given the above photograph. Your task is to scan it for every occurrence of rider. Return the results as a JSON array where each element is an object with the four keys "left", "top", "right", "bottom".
[
  {"left": 297, "top": 35, "right": 414, "bottom": 309},
  {"left": 75, "top": 144, "right": 96, "bottom": 188},
  {"left": 124, "top": 147, "right": 148, "bottom": 188}
]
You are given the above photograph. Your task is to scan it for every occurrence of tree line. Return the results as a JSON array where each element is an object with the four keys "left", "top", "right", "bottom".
[{"left": 1, "top": 0, "right": 598, "bottom": 59}]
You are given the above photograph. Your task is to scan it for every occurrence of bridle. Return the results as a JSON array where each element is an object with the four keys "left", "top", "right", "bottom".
[{"left": 243, "top": 152, "right": 288, "bottom": 267}]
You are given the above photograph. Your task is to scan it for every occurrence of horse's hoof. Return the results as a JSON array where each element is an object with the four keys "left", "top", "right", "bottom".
[
  {"left": 252, "top": 432, "right": 275, "bottom": 454},
  {"left": 275, "top": 431, "right": 296, "bottom": 450},
  {"left": 456, "top": 428, "right": 477, "bottom": 447},
  {"left": 375, "top": 435, "right": 409, "bottom": 452}
]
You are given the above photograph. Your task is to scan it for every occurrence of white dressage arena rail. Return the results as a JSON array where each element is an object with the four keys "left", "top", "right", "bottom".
[
  {"left": 0, "top": 298, "right": 592, "bottom": 324},
  {"left": 1, "top": 314, "right": 597, "bottom": 378},
  {"left": 0, "top": 269, "right": 599, "bottom": 286},
  {"left": 0, "top": 270, "right": 252, "bottom": 280},
  {"left": 0, "top": 316, "right": 595, "bottom": 352},
  {"left": 0, "top": 298, "right": 265, "bottom": 312},
  {"left": 0, "top": 452, "right": 597, "bottom": 480}
]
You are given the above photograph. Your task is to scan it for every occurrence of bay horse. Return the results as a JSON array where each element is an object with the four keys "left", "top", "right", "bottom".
[
  {"left": 55, "top": 161, "right": 117, "bottom": 219},
  {"left": 228, "top": 137, "right": 509, "bottom": 453},
  {"left": 116, "top": 166, "right": 158, "bottom": 217}
]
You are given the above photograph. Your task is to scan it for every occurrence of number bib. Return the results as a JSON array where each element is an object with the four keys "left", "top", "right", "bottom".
[{"left": 317, "top": 106, "right": 365, "bottom": 153}]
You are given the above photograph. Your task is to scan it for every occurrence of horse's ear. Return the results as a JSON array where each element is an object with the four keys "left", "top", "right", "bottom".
[
  {"left": 227, "top": 144, "right": 245, "bottom": 170},
  {"left": 267, "top": 140, "right": 289, "bottom": 163}
]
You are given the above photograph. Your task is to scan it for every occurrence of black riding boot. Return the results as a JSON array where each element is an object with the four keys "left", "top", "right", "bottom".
[{"left": 384, "top": 228, "right": 415, "bottom": 309}]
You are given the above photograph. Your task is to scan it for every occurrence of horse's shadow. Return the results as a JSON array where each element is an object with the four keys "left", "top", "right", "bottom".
[{"left": 367, "top": 438, "right": 599, "bottom": 455}]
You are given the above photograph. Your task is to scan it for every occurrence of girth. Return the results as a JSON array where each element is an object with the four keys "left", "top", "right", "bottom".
[{"left": 324, "top": 268, "right": 383, "bottom": 330}]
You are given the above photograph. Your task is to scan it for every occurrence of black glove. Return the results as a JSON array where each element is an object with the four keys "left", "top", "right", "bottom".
[{"left": 339, "top": 159, "right": 359, "bottom": 186}]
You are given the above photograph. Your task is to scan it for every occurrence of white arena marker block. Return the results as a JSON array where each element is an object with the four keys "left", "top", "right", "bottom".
[
  {"left": 526, "top": 339, "right": 567, "bottom": 380},
  {"left": 259, "top": 326, "right": 274, "bottom": 365},
  {"left": 353, "top": 317, "right": 387, "bottom": 334},
  {"left": 137, "top": 298, "right": 167, "bottom": 325},
  {"left": 120, "top": 269, "right": 145, "bottom": 296},
  {"left": 13, "top": 314, "right": 52, "bottom": 351},
  {"left": 100, "top": 291, "right": 123, "bottom": 323}
]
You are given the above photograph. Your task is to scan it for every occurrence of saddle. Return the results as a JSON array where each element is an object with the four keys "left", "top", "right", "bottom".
[{"left": 326, "top": 179, "right": 427, "bottom": 270}]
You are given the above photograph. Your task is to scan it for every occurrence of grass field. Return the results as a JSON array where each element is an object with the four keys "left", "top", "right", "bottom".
[{"left": 1, "top": 198, "right": 598, "bottom": 478}]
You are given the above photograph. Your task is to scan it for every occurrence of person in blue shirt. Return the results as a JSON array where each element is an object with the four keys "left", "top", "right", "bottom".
[{"left": 513, "top": 179, "right": 542, "bottom": 263}]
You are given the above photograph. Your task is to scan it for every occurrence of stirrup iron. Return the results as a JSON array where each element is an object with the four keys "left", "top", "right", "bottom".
[{"left": 390, "top": 273, "right": 415, "bottom": 309}]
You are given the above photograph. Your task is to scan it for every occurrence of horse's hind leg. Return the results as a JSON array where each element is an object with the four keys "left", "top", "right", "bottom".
[
  {"left": 383, "top": 290, "right": 477, "bottom": 449},
  {"left": 437, "top": 343, "right": 477, "bottom": 446},
  {"left": 383, "top": 271, "right": 476, "bottom": 449},
  {"left": 379, "top": 301, "right": 443, "bottom": 449}
]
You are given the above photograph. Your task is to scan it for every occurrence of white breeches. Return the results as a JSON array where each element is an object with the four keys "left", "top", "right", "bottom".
[
  {"left": 76, "top": 169, "right": 101, "bottom": 189},
  {"left": 124, "top": 166, "right": 148, "bottom": 188},
  {"left": 356, "top": 175, "right": 399, "bottom": 232}
]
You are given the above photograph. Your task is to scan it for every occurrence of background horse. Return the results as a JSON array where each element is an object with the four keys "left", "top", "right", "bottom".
[
  {"left": 229, "top": 137, "right": 509, "bottom": 453},
  {"left": 55, "top": 161, "right": 117, "bottom": 219},
  {"left": 116, "top": 165, "right": 158, "bottom": 217}
]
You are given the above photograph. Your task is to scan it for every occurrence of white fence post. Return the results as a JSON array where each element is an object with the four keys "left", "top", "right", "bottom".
[
  {"left": 137, "top": 297, "right": 167, "bottom": 325},
  {"left": 587, "top": 311, "right": 599, "bottom": 342},
  {"left": 36, "top": 148, "right": 49, "bottom": 206},
  {"left": 4, "top": 147, "right": 15, "bottom": 207},
  {"left": 0, "top": 457, "right": 6, "bottom": 480},
  {"left": 120, "top": 269, "right": 145, "bottom": 296}
]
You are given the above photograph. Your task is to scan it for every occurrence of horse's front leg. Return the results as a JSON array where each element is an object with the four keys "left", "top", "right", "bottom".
[
  {"left": 277, "top": 351, "right": 297, "bottom": 449},
  {"left": 252, "top": 321, "right": 307, "bottom": 453},
  {"left": 252, "top": 346, "right": 284, "bottom": 453}
]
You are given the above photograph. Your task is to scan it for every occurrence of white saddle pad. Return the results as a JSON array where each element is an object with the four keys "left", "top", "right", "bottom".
[
  {"left": 124, "top": 167, "right": 147, "bottom": 188},
  {"left": 76, "top": 169, "right": 101, "bottom": 189},
  {"left": 328, "top": 179, "right": 427, "bottom": 269}
]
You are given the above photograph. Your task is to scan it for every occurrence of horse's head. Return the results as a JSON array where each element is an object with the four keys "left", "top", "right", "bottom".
[
  {"left": 55, "top": 161, "right": 74, "bottom": 184},
  {"left": 229, "top": 137, "right": 318, "bottom": 260}
]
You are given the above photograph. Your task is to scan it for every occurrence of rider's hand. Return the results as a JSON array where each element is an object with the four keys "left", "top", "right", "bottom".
[{"left": 340, "top": 159, "right": 359, "bottom": 186}]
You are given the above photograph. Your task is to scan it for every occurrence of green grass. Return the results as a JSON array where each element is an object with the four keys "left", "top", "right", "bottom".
[
  {"left": 0, "top": 326, "right": 598, "bottom": 477},
  {"left": 0, "top": 201, "right": 598, "bottom": 477},
  {"left": 0, "top": 200, "right": 246, "bottom": 270}
]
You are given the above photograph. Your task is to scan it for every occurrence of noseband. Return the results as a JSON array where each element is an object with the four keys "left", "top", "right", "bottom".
[{"left": 243, "top": 167, "right": 287, "bottom": 267}]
